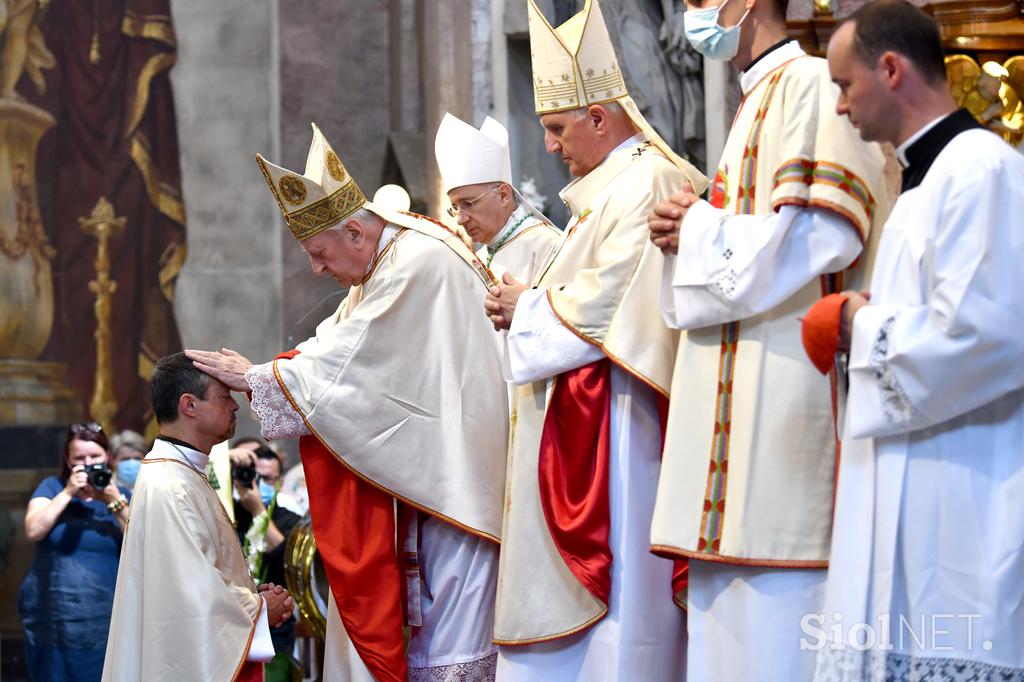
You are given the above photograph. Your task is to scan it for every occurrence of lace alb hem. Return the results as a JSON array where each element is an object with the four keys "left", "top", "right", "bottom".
[
  {"left": 244, "top": 362, "right": 310, "bottom": 440},
  {"left": 869, "top": 315, "right": 916, "bottom": 423},
  {"left": 815, "top": 647, "right": 1024, "bottom": 682},
  {"left": 408, "top": 652, "right": 497, "bottom": 682}
]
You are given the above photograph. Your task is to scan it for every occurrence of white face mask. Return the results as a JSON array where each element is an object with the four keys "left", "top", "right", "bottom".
[{"left": 684, "top": 0, "right": 751, "bottom": 61}]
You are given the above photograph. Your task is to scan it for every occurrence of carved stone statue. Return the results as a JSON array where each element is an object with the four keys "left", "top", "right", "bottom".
[
  {"left": 602, "top": 0, "right": 706, "bottom": 170},
  {"left": 0, "top": 0, "right": 79, "bottom": 425},
  {"left": 0, "top": 0, "right": 55, "bottom": 98}
]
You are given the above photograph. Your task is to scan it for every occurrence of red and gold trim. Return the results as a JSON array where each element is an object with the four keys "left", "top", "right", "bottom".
[
  {"left": 651, "top": 544, "right": 829, "bottom": 570},
  {"left": 771, "top": 159, "right": 876, "bottom": 239}
]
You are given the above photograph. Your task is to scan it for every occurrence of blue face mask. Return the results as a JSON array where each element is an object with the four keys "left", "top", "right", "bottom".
[
  {"left": 684, "top": 0, "right": 750, "bottom": 61},
  {"left": 117, "top": 459, "right": 142, "bottom": 487},
  {"left": 259, "top": 479, "right": 277, "bottom": 506}
]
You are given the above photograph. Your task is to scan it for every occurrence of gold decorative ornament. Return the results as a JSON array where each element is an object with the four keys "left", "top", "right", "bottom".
[
  {"left": 325, "top": 151, "right": 345, "bottom": 181},
  {"left": 813, "top": 0, "right": 832, "bottom": 16},
  {"left": 1, "top": 161, "right": 55, "bottom": 263},
  {"left": 946, "top": 54, "right": 1024, "bottom": 146},
  {"left": 284, "top": 515, "right": 329, "bottom": 639},
  {"left": 278, "top": 175, "right": 308, "bottom": 206},
  {"left": 80, "top": 197, "right": 126, "bottom": 434},
  {"left": 255, "top": 123, "right": 370, "bottom": 241}
]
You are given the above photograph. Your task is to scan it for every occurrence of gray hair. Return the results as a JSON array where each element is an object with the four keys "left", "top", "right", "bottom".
[
  {"left": 569, "top": 101, "right": 625, "bottom": 120},
  {"left": 322, "top": 207, "right": 383, "bottom": 238},
  {"left": 110, "top": 429, "right": 147, "bottom": 456}
]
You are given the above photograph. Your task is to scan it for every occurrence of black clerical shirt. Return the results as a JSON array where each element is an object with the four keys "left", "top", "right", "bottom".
[{"left": 900, "top": 109, "right": 982, "bottom": 193}]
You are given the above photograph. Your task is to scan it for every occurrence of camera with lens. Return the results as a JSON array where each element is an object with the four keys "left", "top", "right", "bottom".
[
  {"left": 84, "top": 463, "right": 113, "bottom": 489},
  {"left": 232, "top": 463, "right": 257, "bottom": 487}
]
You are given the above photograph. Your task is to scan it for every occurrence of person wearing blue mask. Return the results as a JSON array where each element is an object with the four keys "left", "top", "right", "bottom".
[
  {"left": 109, "top": 430, "right": 147, "bottom": 492},
  {"left": 232, "top": 444, "right": 301, "bottom": 682},
  {"left": 646, "top": 0, "right": 896, "bottom": 680}
]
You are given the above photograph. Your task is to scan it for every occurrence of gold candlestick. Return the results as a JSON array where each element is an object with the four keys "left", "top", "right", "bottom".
[{"left": 79, "top": 197, "right": 125, "bottom": 433}]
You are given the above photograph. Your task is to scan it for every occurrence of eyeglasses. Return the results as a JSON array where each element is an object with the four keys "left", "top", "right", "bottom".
[
  {"left": 446, "top": 186, "right": 499, "bottom": 218},
  {"left": 70, "top": 422, "right": 103, "bottom": 434}
]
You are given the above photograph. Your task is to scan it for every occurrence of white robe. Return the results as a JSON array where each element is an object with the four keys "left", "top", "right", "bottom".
[
  {"left": 813, "top": 127, "right": 1024, "bottom": 680},
  {"left": 654, "top": 42, "right": 890, "bottom": 682},
  {"left": 102, "top": 439, "right": 274, "bottom": 682},
  {"left": 495, "top": 289, "right": 685, "bottom": 681},
  {"left": 246, "top": 222, "right": 502, "bottom": 680}
]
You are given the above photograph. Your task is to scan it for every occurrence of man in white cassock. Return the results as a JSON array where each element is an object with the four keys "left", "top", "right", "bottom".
[
  {"left": 645, "top": 0, "right": 893, "bottom": 679},
  {"left": 102, "top": 352, "right": 293, "bottom": 682},
  {"left": 483, "top": 1, "right": 706, "bottom": 680},
  {"left": 434, "top": 112, "right": 560, "bottom": 283},
  {"left": 188, "top": 124, "right": 508, "bottom": 681},
  {"left": 805, "top": 2, "right": 1024, "bottom": 679}
]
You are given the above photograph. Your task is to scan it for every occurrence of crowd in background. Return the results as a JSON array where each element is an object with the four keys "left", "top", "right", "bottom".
[{"left": 16, "top": 423, "right": 307, "bottom": 682}]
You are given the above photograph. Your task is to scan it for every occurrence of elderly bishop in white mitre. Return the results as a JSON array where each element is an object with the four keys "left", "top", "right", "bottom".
[
  {"left": 483, "top": 0, "right": 707, "bottom": 680},
  {"left": 434, "top": 112, "right": 561, "bottom": 282},
  {"left": 187, "top": 123, "right": 508, "bottom": 682}
]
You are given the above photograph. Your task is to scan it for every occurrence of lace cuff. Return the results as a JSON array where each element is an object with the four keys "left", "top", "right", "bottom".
[
  {"left": 868, "top": 315, "right": 917, "bottom": 424},
  {"left": 245, "top": 362, "right": 310, "bottom": 440},
  {"left": 408, "top": 652, "right": 497, "bottom": 682},
  {"left": 815, "top": 647, "right": 1024, "bottom": 682}
]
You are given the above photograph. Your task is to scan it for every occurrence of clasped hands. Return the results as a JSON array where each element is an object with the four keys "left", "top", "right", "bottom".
[
  {"left": 258, "top": 582, "right": 293, "bottom": 627},
  {"left": 485, "top": 271, "right": 528, "bottom": 331},
  {"left": 647, "top": 181, "right": 701, "bottom": 255}
]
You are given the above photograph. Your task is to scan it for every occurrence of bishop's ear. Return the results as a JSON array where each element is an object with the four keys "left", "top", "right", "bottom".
[{"left": 343, "top": 218, "right": 365, "bottom": 249}]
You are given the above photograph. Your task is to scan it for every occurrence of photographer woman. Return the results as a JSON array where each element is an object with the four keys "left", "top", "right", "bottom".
[{"left": 18, "top": 422, "right": 131, "bottom": 681}]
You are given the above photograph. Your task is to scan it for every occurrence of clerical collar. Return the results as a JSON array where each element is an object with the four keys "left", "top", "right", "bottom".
[
  {"left": 610, "top": 133, "right": 645, "bottom": 156},
  {"left": 740, "top": 40, "right": 804, "bottom": 95},
  {"left": 486, "top": 204, "right": 532, "bottom": 263},
  {"left": 150, "top": 436, "right": 209, "bottom": 472},
  {"left": 361, "top": 225, "right": 399, "bottom": 284},
  {"left": 559, "top": 133, "right": 647, "bottom": 217},
  {"left": 898, "top": 109, "right": 981, "bottom": 193}
]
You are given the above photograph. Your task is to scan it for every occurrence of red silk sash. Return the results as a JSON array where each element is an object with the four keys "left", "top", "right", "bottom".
[
  {"left": 538, "top": 360, "right": 688, "bottom": 615},
  {"left": 299, "top": 434, "right": 407, "bottom": 681},
  {"left": 235, "top": 662, "right": 264, "bottom": 682},
  {"left": 538, "top": 358, "right": 613, "bottom": 606},
  {"left": 275, "top": 351, "right": 407, "bottom": 681}
]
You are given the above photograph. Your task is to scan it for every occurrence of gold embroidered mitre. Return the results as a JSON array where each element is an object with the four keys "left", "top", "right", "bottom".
[
  {"left": 256, "top": 123, "right": 368, "bottom": 240},
  {"left": 527, "top": 0, "right": 708, "bottom": 191}
]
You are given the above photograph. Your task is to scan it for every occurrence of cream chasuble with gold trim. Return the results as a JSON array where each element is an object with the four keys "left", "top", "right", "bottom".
[
  {"left": 651, "top": 47, "right": 892, "bottom": 568},
  {"left": 273, "top": 214, "right": 508, "bottom": 541},
  {"left": 102, "top": 440, "right": 265, "bottom": 682},
  {"left": 480, "top": 220, "right": 561, "bottom": 283},
  {"left": 493, "top": 139, "right": 686, "bottom": 645}
]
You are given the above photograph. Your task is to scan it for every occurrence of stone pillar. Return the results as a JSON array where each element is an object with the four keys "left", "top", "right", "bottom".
[
  {"left": 170, "top": 0, "right": 282, "bottom": 430},
  {"left": 276, "top": 0, "right": 390, "bottom": 347}
]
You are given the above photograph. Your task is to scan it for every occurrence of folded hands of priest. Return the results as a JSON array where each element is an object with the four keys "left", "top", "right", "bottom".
[{"left": 648, "top": 182, "right": 701, "bottom": 255}]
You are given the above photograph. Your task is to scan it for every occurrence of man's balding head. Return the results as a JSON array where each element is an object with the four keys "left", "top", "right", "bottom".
[{"left": 539, "top": 102, "right": 638, "bottom": 177}]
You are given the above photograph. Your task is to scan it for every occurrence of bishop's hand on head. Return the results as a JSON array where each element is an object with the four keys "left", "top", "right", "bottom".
[{"left": 185, "top": 348, "right": 253, "bottom": 392}]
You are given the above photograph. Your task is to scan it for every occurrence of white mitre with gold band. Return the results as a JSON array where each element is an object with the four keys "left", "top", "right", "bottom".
[
  {"left": 434, "top": 112, "right": 551, "bottom": 227},
  {"left": 255, "top": 123, "right": 370, "bottom": 241},
  {"left": 528, "top": 0, "right": 708, "bottom": 193},
  {"left": 256, "top": 122, "right": 497, "bottom": 286}
]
